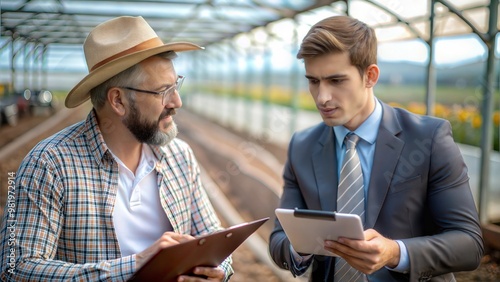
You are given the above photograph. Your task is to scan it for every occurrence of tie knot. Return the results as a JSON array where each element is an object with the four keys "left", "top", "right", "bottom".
[{"left": 344, "top": 133, "right": 360, "bottom": 149}]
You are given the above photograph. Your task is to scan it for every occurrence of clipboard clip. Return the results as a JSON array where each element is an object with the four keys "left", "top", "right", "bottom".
[{"left": 293, "top": 208, "right": 336, "bottom": 221}]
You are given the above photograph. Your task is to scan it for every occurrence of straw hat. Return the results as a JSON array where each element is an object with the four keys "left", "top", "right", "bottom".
[{"left": 65, "top": 16, "right": 203, "bottom": 108}]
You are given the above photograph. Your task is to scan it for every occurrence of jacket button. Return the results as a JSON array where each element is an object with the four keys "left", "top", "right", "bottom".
[{"left": 419, "top": 274, "right": 432, "bottom": 281}]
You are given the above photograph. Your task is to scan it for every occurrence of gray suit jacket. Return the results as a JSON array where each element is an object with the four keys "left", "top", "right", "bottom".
[{"left": 269, "top": 102, "right": 484, "bottom": 281}]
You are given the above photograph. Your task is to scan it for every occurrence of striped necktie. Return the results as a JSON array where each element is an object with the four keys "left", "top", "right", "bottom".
[{"left": 334, "top": 133, "right": 366, "bottom": 282}]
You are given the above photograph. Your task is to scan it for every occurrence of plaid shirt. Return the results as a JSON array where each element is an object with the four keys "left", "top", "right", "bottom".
[{"left": 0, "top": 110, "right": 233, "bottom": 281}]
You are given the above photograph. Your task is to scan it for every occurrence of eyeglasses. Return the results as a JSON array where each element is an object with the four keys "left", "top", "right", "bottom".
[{"left": 123, "top": 75, "right": 185, "bottom": 105}]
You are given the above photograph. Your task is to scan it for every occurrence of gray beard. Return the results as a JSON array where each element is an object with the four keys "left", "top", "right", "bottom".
[
  {"left": 149, "top": 122, "right": 178, "bottom": 146},
  {"left": 123, "top": 101, "right": 178, "bottom": 146}
]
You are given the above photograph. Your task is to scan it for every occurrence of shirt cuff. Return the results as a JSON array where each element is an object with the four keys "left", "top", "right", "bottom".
[
  {"left": 290, "top": 245, "right": 313, "bottom": 270},
  {"left": 386, "top": 240, "right": 409, "bottom": 273}
]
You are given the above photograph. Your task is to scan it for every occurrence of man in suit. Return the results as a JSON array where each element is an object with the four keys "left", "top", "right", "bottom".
[{"left": 269, "top": 15, "right": 483, "bottom": 281}]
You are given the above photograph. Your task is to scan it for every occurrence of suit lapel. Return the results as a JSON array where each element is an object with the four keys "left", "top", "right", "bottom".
[
  {"left": 312, "top": 125, "right": 338, "bottom": 212},
  {"left": 366, "top": 103, "right": 404, "bottom": 228}
]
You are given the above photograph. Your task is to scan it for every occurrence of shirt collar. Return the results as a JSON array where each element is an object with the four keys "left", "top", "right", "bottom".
[
  {"left": 84, "top": 109, "right": 111, "bottom": 166},
  {"left": 333, "top": 98, "right": 382, "bottom": 146},
  {"left": 110, "top": 143, "right": 157, "bottom": 177}
]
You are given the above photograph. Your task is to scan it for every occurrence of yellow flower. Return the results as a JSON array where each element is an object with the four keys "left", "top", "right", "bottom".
[
  {"left": 388, "top": 102, "right": 404, "bottom": 109},
  {"left": 457, "top": 109, "right": 471, "bottom": 123},
  {"left": 434, "top": 103, "right": 451, "bottom": 118},
  {"left": 471, "top": 114, "right": 482, "bottom": 129},
  {"left": 494, "top": 111, "right": 500, "bottom": 127},
  {"left": 407, "top": 102, "right": 426, "bottom": 115}
]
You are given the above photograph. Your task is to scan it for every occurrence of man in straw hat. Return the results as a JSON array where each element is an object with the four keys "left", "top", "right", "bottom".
[{"left": 0, "top": 16, "right": 233, "bottom": 281}]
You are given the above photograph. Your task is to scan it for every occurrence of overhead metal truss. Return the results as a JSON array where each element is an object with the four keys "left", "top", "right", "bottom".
[
  {"left": 1, "top": 0, "right": 334, "bottom": 47},
  {"left": 1, "top": 0, "right": 497, "bottom": 47}
]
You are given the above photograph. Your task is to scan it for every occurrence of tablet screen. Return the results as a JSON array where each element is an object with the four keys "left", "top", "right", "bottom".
[{"left": 275, "top": 208, "right": 364, "bottom": 256}]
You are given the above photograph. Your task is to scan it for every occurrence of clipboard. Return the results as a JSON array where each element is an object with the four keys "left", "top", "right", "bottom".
[
  {"left": 128, "top": 217, "right": 269, "bottom": 282},
  {"left": 275, "top": 208, "right": 364, "bottom": 256}
]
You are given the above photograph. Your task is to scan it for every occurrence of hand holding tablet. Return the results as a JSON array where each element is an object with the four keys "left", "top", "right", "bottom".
[{"left": 275, "top": 208, "right": 364, "bottom": 256}]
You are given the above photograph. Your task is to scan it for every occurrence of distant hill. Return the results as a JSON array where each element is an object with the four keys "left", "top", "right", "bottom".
[
  {"left": 1, "top": 57, "right": 498, "bottom": 92},
  {"left": 378, "top": 59, "right": 500, "bottom": 87},
  {"left": 255, "top": 58, "right": 499, "bottom": 91}
]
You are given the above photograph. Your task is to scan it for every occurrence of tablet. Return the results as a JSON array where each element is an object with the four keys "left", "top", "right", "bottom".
[
  {"left": 275, "top": 208, "right": 364, "bottom": 256},
  {"left": 127, "top": 217, "right": 269, "bottom": 282}
]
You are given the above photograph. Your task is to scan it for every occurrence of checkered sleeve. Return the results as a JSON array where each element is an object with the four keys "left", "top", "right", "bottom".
[
  {"left": 183, "top": 143, "right": 234, "bottom": 281},
  {"left": 0, "top": 153, "right": 135, "bottom": 281}
]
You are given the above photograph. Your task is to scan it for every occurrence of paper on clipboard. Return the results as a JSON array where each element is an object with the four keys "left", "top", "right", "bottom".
[
  {"left": 275, "top": 208, "right": 364, "bottom": 256},
  {"left": 127, "top": 217, "right": 269, "bottom": 282}
]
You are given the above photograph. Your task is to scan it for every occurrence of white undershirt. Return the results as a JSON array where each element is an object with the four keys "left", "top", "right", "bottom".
[{"left": 111, "top": 144, "right": 172, "bottom": 256}]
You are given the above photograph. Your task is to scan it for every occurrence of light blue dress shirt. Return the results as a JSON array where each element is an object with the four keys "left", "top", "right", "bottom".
[
  {"left": 291, "top": 98, "right": 409, "bottom": 274},
  {"left": 333, "top": 98, "right": 409, "bottom": 273}
]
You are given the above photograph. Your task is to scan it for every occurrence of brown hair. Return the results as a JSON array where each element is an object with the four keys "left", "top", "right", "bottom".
[{"left": 297, "top": 16, "right": 377, "bottom": 77}]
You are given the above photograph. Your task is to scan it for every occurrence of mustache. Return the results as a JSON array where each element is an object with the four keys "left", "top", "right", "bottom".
[{"left": 159, "top": 108, "right": 176, "bottom": 120}]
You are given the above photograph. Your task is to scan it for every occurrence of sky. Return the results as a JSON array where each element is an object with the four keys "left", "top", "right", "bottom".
[
  {"left": 255, "top": 33, "right": 495, "bottom": 72},
  {"left": 378, "top": 34, "right": 490, "bottom": 65}
]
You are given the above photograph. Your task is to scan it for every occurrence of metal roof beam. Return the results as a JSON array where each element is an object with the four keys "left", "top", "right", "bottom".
[
  {"left": 436, "top": 0, "right": 489, "bottom": 42},
  {"left": 364, "top": 0, "right": 425, "bottom": 40},
  {"left": 1, "top": 9, "right": 270, "bottom": 27}
]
